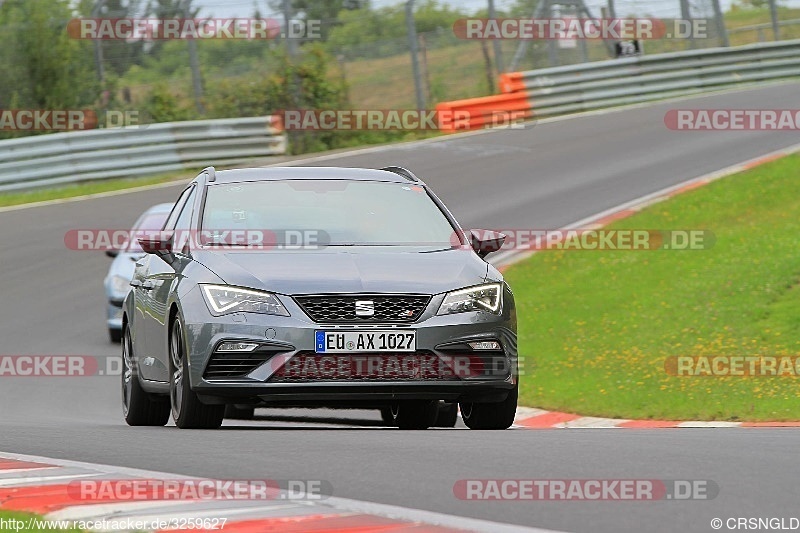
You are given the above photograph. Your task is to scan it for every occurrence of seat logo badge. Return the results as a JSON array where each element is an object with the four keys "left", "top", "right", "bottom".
[{"left": 355, "top": 300, "right": 375, "bottom": 317}]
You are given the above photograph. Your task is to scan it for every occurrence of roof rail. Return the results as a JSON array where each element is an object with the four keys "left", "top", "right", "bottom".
[
  {"left": 203, "top": 166, "right": 217, "bottom": 183},
  {"left": 379, "top": 166, "right": 420, "bottom": 183}
]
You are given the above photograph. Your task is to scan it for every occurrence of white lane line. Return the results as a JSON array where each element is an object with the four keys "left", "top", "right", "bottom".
[
  {"left": 2, "top": 80, "right": 796, "bottom": 215},
  {"left": 49, "top": 501, "right": 312, "bottom": 525},
  {"left": 0, "top": 451, "right": 565, "bottom": 533},
  {"left": 91, "top": 503, "right": 318, "bottom": 527},
  {"left": 0, "top": 472, "right": 103, "bottom": 487},
  {"left": 516, "top": 407, "right": 551, "bottom": 419},
  {"left": 0, "top": 466, "right": 61, "bottom": 475},
  {"left": 47, "top": 501, "right": 200, "bottom": 521},
  {"left": 677, "top": 421, "right": 743, "bottom": 428},
  {"left": 560, "top": 417, "right": 630, "bottom": 429}
]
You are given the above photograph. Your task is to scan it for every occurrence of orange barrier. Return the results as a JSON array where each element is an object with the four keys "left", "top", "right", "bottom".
[
  {"left": 435, "top": 92, "right": 533, "bottom": 133},
  {"left": 498, "top": 72, "right": 527, "bottom": 94}
]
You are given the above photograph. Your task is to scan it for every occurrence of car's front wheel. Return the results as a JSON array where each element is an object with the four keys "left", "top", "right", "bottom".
[
  {"left": 169, "top": 316, "right": 224, "bottom": 429},
  {"left": 122, "top": 325, "right": 169, "bottom": 426},
  {"left": 460, "top": 384, "right": 518, "bottom": 430}
]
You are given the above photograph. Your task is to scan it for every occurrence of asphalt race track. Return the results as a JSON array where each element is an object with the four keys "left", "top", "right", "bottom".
[{"left": 1, "top": 83, "right": 799, "bottom": 533}]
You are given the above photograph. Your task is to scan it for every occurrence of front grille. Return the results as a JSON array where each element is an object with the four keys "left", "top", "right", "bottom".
[
  {"left": 294, "top": 294, "right": 431, "bottom": 323},
  {"left": 269, "top": 352, "right": 461, "bottom": 383}
]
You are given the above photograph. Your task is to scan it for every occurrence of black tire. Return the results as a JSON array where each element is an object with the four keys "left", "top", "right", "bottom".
[
  {"left": 379, "top": 407, "right": 395, "bottom": 426},
  {"left": 169, "top": 316, "right": 224, "bottom": 429},
  {"left": 391, "top": 400, "right": 438, "bottom": 430},
  {"left": 109, "top": 328, "right": 122, "bottom": 343},
  {"left": 122, "top": 325, "right": 169, "bottom": 426},
  {"left": 460, "top": 385, "right": 518, "bottom": 430},
  {"left": 434, "top": 402, "right": 458, "bottom": 427},
  {"left": 224, "top": 404, "right": 255, "bottom": 420}
]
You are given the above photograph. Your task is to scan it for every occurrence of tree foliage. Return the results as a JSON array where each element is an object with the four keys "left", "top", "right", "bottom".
[{"left": 0, "top": 0, "right": 98, "bottom": 112}]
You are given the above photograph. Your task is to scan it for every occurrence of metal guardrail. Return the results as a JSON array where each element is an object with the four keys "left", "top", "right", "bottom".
[
  {"left": 497, "top": 39, "right": 800, "bottom": 117},
  {"left": 0, "top": 116, "right": 286, "bottom": 192}
]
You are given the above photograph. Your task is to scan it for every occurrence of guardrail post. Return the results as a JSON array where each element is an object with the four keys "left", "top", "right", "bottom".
[
  {"left": 405, "top": 0, "right": 426, "bottom": 111},
  {"left": 488, "top": 0, "right": 505, "bottom": 74},
  {"left": 769, "top": 0, "right": 781, "bottom": 41},
  {"left": 711, "top": 0, "right": 730, "bottom": 47}
]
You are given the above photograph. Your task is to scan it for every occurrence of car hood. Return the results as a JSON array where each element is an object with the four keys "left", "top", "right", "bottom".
[{"left": 193, "top": 247, "right": 489, "bottom": 295}]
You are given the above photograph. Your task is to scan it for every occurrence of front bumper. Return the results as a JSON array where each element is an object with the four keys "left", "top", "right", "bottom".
[{"left": 179, "top": 285, "right": 518, "bottom": 406}]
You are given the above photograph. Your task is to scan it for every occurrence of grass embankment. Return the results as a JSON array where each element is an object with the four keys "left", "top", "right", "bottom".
[
  {"left": 0, "top": 172, "right": 188, "bottom": 209},
  {"left": 506, "top": 154, "right": 800, "bottom": 421}
]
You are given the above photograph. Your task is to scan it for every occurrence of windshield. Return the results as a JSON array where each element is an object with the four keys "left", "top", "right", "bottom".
[{"left": 201, "top": 180, "right": 457, "bottom": 247}]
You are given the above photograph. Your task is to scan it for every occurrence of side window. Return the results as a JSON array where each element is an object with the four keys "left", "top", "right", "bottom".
[
  {"left": 162, "top": 187, "right": 193, "bottom": 231},
  {"left": 172, "top": 186, "right": 197, "bottom": 253}
]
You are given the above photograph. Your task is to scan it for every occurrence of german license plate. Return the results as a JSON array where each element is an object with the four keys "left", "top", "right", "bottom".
[{"left": 315, "top": 330, "right": 416, "bottom": 353}]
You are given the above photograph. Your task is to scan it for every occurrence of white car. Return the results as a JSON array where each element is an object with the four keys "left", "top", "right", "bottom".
[{"left": 103, "top": 203, "right": 173, "bottom": 342}]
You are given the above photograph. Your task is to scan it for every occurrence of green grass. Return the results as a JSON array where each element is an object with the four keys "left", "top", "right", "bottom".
[
  {"left": 504, "top": 154, "right": 800, "bottom": 421},
  {"left": 0, "top": 510, "right": 84, "bottom": 532},
  {"left": 0, "top": 171, "right": 189, "bottom": 209}
]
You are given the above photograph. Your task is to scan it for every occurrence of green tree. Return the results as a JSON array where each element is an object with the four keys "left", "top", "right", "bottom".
[
  {"left": 0, "top": 0, "right": 98, "bottom": 115},
  {"left": 268, "top": 0, "right": 370, "bottom": 41},
  {"left": 206, "top": 45, "right": 349, "bottom": 154},
  {"left": 326, "top": 0, "right": 465, "bottom": 53}
]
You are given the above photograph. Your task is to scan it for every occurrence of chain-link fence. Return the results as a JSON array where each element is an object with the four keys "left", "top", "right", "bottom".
[{"left": 3, "top": 0, "right": 800, "bottom": 128}]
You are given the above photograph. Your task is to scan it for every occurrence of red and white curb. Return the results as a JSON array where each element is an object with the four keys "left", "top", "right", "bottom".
[
  {"left": 511, "top": 407, "right": 800, "bottom": 429},
  {"left": 0, "top": 452, "right": 561, "bottom": 533}
]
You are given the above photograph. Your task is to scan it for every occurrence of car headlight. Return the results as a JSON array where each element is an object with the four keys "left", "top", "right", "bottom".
[
  {"left": 201, "top": 285, "right": 290, "bottom": 317},
  {"left": 108, "top": 275, "right": 130, "bottom": 299},
  {"left": 437, "top": 283, "right": 503, "bottom": 316}
]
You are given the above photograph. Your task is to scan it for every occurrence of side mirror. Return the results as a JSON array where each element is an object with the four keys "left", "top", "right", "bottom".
[
  {"left": 470, "top": 229, "right": 506, "bottom": 258},
  {"left": 138, "top": 231, "right": 175, "bottom": 263},
  {"left": 106, "top": 250, "right": 119, "bottom": 258}
]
